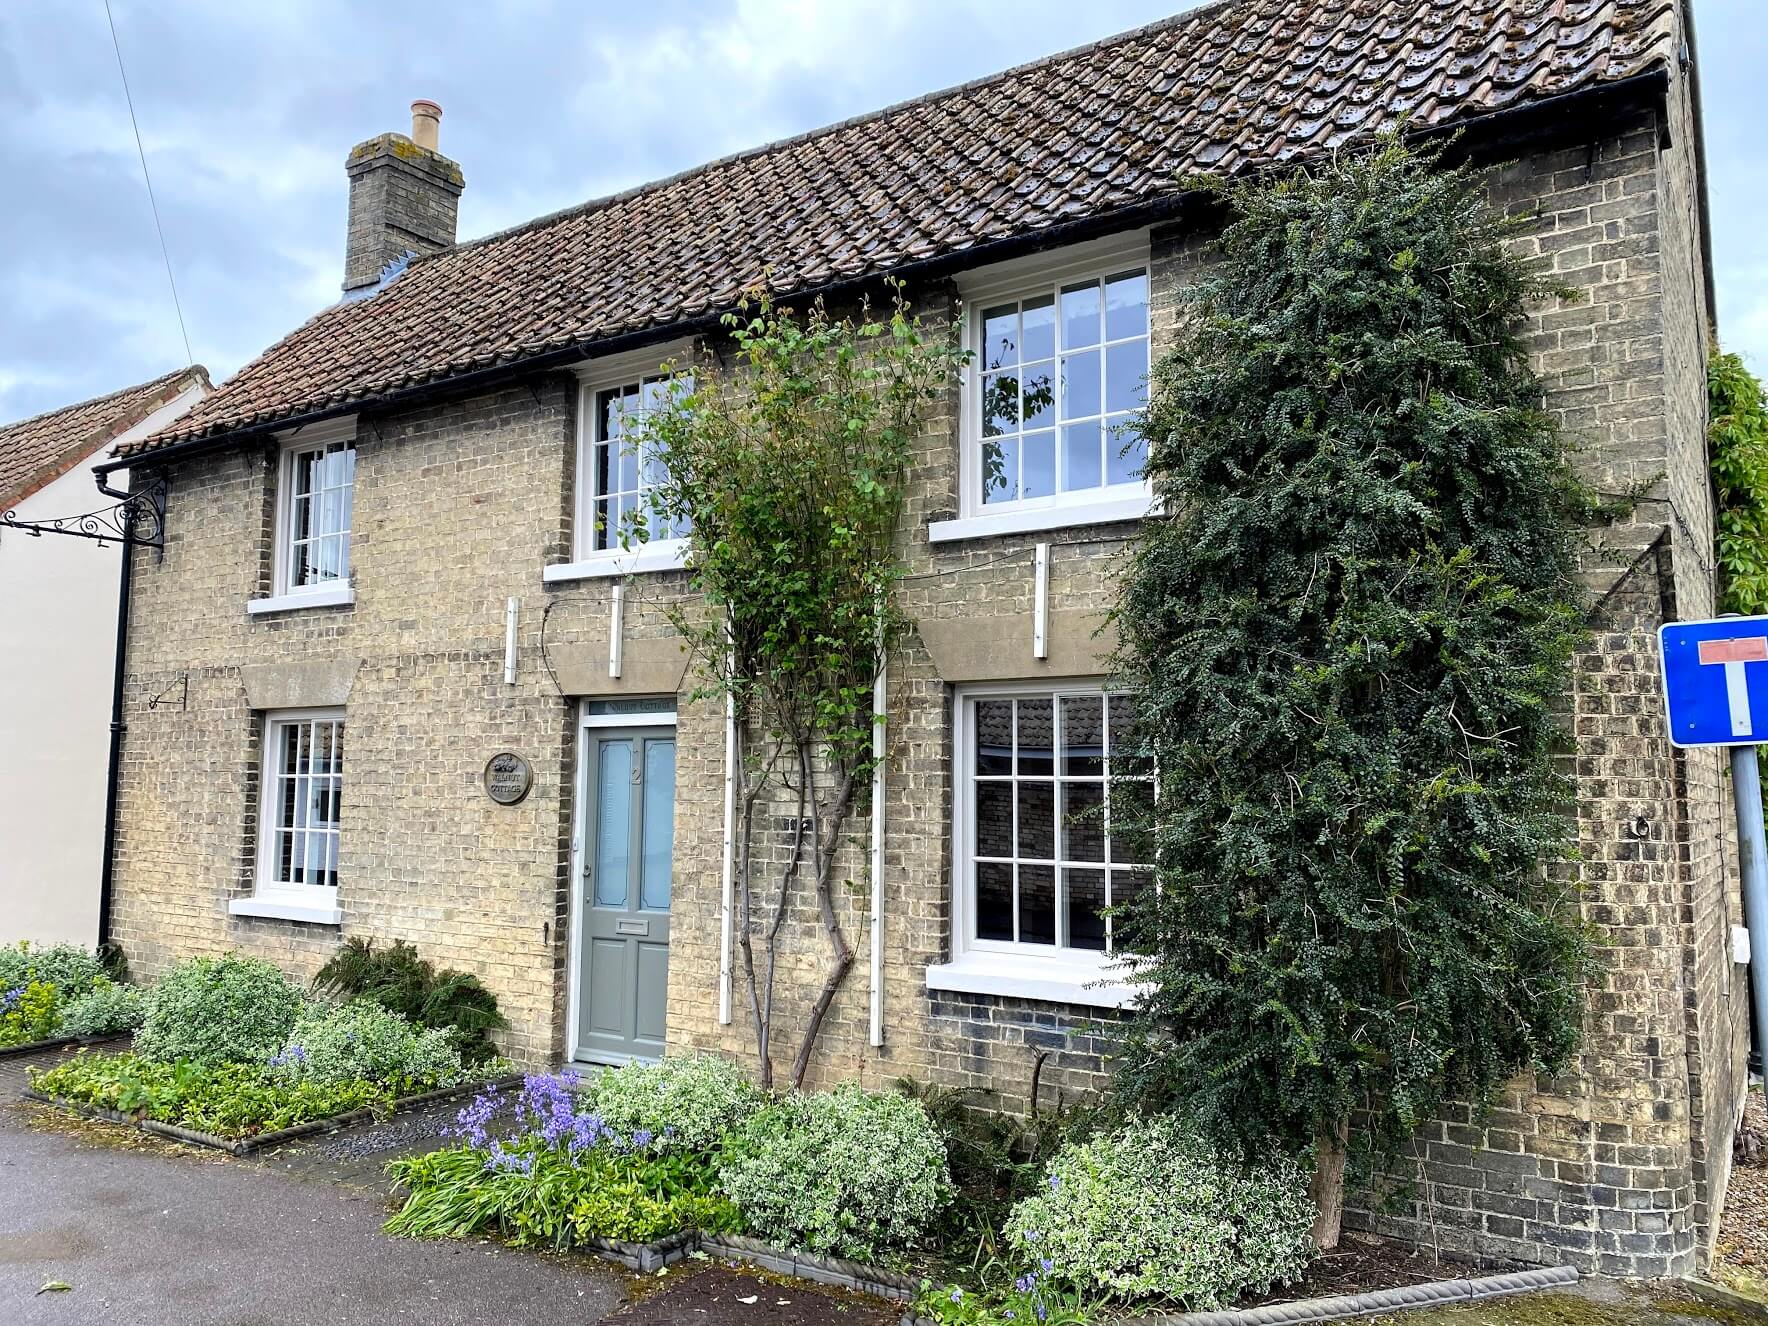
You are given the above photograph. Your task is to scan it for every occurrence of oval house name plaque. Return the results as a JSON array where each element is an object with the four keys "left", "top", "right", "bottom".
[{"left": 484, "top": 752, "right": 533, "bottom": 806}]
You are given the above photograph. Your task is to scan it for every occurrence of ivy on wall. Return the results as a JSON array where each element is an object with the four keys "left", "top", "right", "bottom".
[{"left": 1711, "top": 350, "right": 1768, "bottom": 615}]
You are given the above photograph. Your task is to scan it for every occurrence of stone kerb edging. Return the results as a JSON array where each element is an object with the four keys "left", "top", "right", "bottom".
[
  {"left": 23, "top": 1074, "right": 522, "bottom": 1156},
  {"left": 581, "top": 1228, "right": 700, "bottom": 1274},
  {"left": 699, "top": 1232, "right": 921, "bottom": 1301},
  {"left": 897, "top": 1265, "right": 1579, "bottom": 1326},
  {"left": 1112, "top": 1264, "right": 1580, "bottom": 1326}
]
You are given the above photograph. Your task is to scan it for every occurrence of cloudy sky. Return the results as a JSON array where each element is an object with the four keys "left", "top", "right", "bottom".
[{"left": 0, "top": 0, "right": 1763, "bottom": 425}]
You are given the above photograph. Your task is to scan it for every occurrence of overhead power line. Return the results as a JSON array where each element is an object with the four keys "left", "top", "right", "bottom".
[{"left": 103, "top": 0, "right": 193, "bottom": 367}]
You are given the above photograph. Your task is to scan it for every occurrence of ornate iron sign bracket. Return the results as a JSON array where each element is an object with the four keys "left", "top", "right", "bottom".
[{"left": 2, "top": 472, "right": 168, "bottom": 557}]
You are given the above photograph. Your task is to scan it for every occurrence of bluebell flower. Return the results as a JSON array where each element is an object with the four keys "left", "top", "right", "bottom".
[
  {"left": 1048, "top": 1173, "right": 1062, "bottom": 1193},
  {"left": 0, "top": 986, "right": 23, "bottom": 1013},
  {"left": 1036, "top": 1305, "right": 1047, "bottom": 1322},
  {"left": 632, "top": 1128, "right": 654, "bottom": 1149},
  {"left": 1039, "top": 1259, "right": 1053, "bottom": 1275},
  {"left": 268, "top": 1044, "right": 308, "bottom": 1069},
  {"left": 948, "top": 1288, "right": 963, "bottom": 1304},
  {"left": 447, "top": 1085, "right": 501, "bottom": 1147},
  {"left": 1014, "top": 1274, "right": 1035, "bottom": 1294}
]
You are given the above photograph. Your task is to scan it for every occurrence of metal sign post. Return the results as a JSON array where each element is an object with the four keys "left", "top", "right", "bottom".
[{"left": 1660, "top": 614, "right": 1768, "bottom": 1107}]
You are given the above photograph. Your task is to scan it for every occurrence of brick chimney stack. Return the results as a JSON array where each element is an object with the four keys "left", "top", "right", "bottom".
[{"left": 341, "top": 99, "right": 464, "bottom": 294}]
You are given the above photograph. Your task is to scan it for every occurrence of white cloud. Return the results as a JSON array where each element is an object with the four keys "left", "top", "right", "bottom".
[{"left": 1, "top": 0, "right": 1762, "bottom": 423}]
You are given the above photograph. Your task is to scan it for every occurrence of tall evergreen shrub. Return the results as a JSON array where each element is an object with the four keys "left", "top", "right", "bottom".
[{"left": 1111, "top": 137, "right": 1594, "bottom": 1246}]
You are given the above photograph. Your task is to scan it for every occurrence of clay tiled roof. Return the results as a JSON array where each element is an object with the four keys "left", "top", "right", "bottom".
[
  {"left": 1, "top": 367, "right": 210, "bottom": 509},
  {"left": 123, "top": 0, "right": 1678, "bottom": 459}
]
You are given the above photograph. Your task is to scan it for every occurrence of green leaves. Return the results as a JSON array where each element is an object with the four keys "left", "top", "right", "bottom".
[
  {"left": 1711, "top": 350, "right": 1768, "bottom": 615},
  {"left": 29, "top": 1051, "right": 407, "bottom": 1139},
  {"left": 386, "top": 1139, "right": 737, "bottom": 1247},
  {"left": 637, "top": 282, "right": 965, "bottom": 773},
  {"left": 1111, "top": 135, "right": 1591, "bottom": 1170}
]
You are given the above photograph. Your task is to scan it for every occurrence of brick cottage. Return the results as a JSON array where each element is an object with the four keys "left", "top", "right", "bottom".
[{"left": 94, "top": 0, "right": 1740, "bottom": 1280}]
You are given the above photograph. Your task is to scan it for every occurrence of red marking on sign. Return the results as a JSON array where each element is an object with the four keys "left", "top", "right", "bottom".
[{"left": 1698, "top": 637, "right": 1768, "bottom": 665}]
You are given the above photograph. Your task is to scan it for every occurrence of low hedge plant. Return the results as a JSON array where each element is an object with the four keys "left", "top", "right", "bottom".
[
  {"left": 1003, "top": 1115, "right": 1314, "bottom": 1310},
  {"left": 0, "top": 942, "right": 117, "bottom": 1049},
  {"left": 134, "top": 954, "right": 305, "bottom": 1066},
  {"left": 717, "top": 1081, "right": 951, "bottom": 1262},
  {"left": 30, "top": 956, "right": 502, "bottom": 1142}
]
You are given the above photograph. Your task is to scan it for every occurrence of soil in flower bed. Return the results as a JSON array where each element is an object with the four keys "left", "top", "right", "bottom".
[
  {"left": 606, "top": 1261, "right": 898, "bottom": 1325},
  {"left": 1244, "top": 1232, "right": 1517, "bottom": 1307},
  {"left": 1718, "top": 1091, "right": 1768, "bottom": 1298}
]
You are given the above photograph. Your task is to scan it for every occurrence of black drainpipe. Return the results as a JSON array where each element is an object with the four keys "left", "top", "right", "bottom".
[{"left": 94, "top": 475, "right": 137, "bottom": 954}]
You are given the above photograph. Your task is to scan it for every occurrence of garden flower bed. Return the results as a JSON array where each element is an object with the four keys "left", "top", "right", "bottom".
[
  {"left": 0, "top": 942, "right": 145, "bottom": 1054},
  {"left": 24, "top": 1060, "right": 517, "bottom": 1155},
  {"left": 385, "top": 1060, "right": 949, "bottom": 1292},
  {"left": 381, "top": 1060, "right": 1323, "bottom": 1323},
  {"left": 24, "top": 947, "right": 511, "bottom": 1153}
]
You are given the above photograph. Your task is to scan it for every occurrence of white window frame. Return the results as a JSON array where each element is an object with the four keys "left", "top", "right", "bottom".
[
  {"left": 248, "top": 416, "right": 358, "bottom": 615},
  {"left": 931, "top": 231, "right": 1156, "bottom": 544},
  {"left": 545, "top": 341, "right": 694, "bottom": 583},
  {"left": 230, "top": 706, "right": 345, "bottom": 926},
  {"left": 925, "top": 678, "right": 1148, "bottom": 1007}
]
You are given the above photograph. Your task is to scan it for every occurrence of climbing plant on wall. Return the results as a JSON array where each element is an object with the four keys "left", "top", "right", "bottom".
[
  {"left": 1711, "top": 350, "right": 1768, "bottom": 615},
  {"left": 1109, "top": 136, "right": 1596, "bottom": 1250},
  {"left": 637, "top": 285, "right": 965, "bottom": 1090}
]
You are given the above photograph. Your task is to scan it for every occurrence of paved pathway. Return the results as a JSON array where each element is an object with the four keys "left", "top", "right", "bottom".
[{"left": 0, "top": 1047, "right": 894, "bottom": 1326}]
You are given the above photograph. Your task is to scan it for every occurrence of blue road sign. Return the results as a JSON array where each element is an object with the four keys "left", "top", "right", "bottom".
[{"left": 1659, "top": 614, "right": 1768, "bottom": 748}]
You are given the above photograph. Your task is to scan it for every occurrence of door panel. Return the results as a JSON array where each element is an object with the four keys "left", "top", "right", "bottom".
[
  {"left": 575, "top": 725, "right": 675, "bottom": 1063},
  {"left": 635, "top": 941, "right": 670, "bottom": 1043}
]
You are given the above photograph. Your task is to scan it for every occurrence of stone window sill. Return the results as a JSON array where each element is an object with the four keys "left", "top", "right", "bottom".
[
  {"left": 924, "top": 951, "right": 1144, "bottom": 1009},
  {"left": 228, "top": 896, "right": 342, "bottom": 926},
  {"left": 544, "top": 542, "right": 690, "bottom": 582},
  {"left": 927, "top": 492, "right": 1153, "bottom": 544},
  {"left": 246, "top": 585, "right": 355, "bottom": 616}
]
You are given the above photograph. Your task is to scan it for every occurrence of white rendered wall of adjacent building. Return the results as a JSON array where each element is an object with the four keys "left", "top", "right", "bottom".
[{"left": 0, "top": 383, "right": 206, "bottom": 945}]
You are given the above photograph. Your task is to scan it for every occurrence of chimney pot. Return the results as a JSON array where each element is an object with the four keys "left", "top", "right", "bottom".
[
  {"left": 410, "top": 99, "right": 442, "bottom": 152},
  {"left": 341, "top": 102, "right": 464, "bottom": 293}
]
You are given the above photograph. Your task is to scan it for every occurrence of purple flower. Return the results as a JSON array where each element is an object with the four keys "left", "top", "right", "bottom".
[
  {"left": 568, "top": 1112, "right": 609, "bottom": 1155},
  {"left": 948, "top": 1288, "right": 963, "bottom": 1304},
  {"left": 446, "top": 1085, "right": 501, "bottom": 1148},
  {"left": 1014, "top": 1274, "right": 1036, "bottom": 1294},
  {"left": 485, "top": 1141, "right": 535, "bottom": 1176},
  {"left": 1039, "top": 1259, "right": 1053, "bottom": 1275},
  {"left": 1036, "top": 1306, "right": 1047, "bottom": 1322},
  {"left": 1048, "top": 1173, "right": 1062, "bottom": 1193},
  {"left": 268, "top": 1044, "right": 309, "bottom": 1069},
  {"left": 0, "top": 986, "right": 23, "bottom": 1013},
  {"left": 632, "top": 1128, "right": 655, "bottom": 1149}
]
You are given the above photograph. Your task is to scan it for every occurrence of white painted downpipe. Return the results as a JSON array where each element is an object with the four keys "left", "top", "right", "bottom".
[
  {"left": 1033, "top": 542, "right": 1050, "bottom": 660},
  {"left": 868, "top": 636, "right": 887, "bottom": 1048},
  {"left": 608, "top": 584, "right": 624, "bottom": 679},
  {"left": 717, "top": 632, "right": 737, "bottom": 1026},
  {"left": 503, "top": 596, "right": 519, "bottom": 684}
]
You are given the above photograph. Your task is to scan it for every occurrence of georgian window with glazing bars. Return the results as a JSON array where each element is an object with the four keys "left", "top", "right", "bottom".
[
  {"left": 255, "top": 709, "right": 344, "bottom": 901},
  {"left": 276, "top": 438, "right": 355, "bottom": 593},
  {"left": 957, "top": 686, "right": 1151, "bottom": 955}
]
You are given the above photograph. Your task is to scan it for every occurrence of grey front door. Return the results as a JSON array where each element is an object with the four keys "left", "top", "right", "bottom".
[{"left": 575, "top": 726, "right": 675, "bottom": 1063}]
